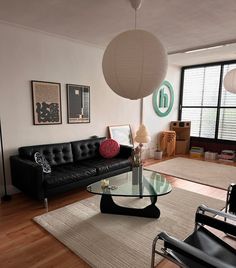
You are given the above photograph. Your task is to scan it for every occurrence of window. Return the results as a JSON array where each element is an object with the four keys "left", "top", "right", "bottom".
[{"left": 180, "top": 61, "right": 236, "bottom": 142}]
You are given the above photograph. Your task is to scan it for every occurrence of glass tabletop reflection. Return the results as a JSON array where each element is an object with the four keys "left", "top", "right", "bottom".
[{"left": 87, "top": 169, "right": 172, "bottom": 197}]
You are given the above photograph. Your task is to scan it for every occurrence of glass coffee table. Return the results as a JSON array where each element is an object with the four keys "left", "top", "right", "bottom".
[{"left": 87, "top": 169, "right": 172, "bottom": 218}]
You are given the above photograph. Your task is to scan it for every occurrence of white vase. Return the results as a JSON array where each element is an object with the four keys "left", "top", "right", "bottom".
[
  {"left": 154, "top": 151, "right": 163, "bottom": 160},
  {"left": 132, "top": 166, "right": 143, "bottom": 185}
]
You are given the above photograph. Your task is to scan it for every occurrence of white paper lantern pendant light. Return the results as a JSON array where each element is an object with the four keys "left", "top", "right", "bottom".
[
  {"left": 224, "top": 68, "right": 236, "bottom": 94},
  {"left": 102, "top": 0, "right": 168, "bottom": 100}
]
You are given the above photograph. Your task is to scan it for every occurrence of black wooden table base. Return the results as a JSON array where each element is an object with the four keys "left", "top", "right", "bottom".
[{"left": 100, "top": 194, "right": 160, "bottom": 218}]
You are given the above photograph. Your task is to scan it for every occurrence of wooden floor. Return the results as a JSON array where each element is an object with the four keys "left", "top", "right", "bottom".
[{"left": 0, "top": 157, "right": 235, "bottom": 268}]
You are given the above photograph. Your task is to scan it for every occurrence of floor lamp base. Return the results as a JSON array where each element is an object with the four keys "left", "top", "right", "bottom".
[{"left": 1, "top": 194, "right": 12, "bottom": 201}]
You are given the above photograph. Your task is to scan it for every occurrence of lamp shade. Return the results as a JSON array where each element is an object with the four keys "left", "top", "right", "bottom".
[
  {"left": 102, "top": 29, "right": 168, "bottom": 100},
  {"left": 135, "top": 124, "right": 151, "bottom": 144},
  {"left": 224, "top": 68, "right": 236, "bottom": 94}
]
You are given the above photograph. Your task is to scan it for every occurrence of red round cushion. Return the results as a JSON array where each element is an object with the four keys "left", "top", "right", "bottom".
[{"left": 99, "top": 139, "right": 120, "bottom": 158}]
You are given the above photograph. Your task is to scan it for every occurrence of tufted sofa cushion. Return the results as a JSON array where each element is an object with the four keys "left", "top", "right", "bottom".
[
  {"left": 71, "top": 137, "right": 106, "bottom": 162},
  {"left": 44, "top": 164, "right": 97, "bottom": 189},
  {"left": 79, "top": 158, "right": 131, "bottom": 175},
  {"left": 19, "top": 142, "right": 73, "bottom": 166}
]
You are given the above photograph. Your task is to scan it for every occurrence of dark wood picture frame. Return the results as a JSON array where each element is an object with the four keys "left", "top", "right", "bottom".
[
  {"left": 31, "top": 80, "right": 62, "bottom": 125},
  {"left": 108, "top": 124, "right": 134, "bottom": 147},
  {"left": 66, "top": 84, "right": 90, "bottom": 124}
]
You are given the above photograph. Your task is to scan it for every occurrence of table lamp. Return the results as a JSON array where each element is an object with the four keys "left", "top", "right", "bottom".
[{"left": 134, "top": 124, "right": 151, "bottom": 163}]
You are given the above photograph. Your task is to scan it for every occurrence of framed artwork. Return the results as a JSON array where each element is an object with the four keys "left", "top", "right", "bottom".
[
  {"left": 108, "top": 125, "right": 133, "bottom": 147},
  {"left": 31, "top": 81, "right": 62, "bottom": 125},
  {"left": 67, "top": 84, "right": 90, "bottom": 123}
]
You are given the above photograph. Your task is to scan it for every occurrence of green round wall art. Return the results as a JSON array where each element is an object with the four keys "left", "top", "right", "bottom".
[{"left": 152, "top": 80, "right": 174, "bottom": 117}]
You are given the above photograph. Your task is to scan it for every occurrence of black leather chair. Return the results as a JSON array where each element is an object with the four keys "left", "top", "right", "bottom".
[
  {"left": 151, "top": 205, "right": 236, "bottom": 268},
  {"left": 226, "top": 183, "right": 236, "bottom": 215}
]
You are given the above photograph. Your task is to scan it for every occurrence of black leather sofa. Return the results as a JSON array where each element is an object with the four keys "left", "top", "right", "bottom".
[{"left": 10, "top": 137, "right": 132, "bottom": 204}]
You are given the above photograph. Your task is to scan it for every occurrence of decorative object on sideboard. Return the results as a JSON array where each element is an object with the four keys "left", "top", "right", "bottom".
[
  {"left": 31, "top": 80, "right": 62, "bottom": 125},
  {"left": 102, "top": 0, "right": 167, "bottom": 100},
  {"left": 0, "top": 119, "right": 11, "bottom": 201},
  {"left": 224, "top": 68, "right": 236, "bottom": 93},
  {"left": 67, "top": 84, "right": 90, "bottom": 123},
  {"left": 108, "top": 125, "right": 133, "bottom": 147}
]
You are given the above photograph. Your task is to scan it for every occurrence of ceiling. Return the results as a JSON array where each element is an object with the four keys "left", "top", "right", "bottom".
[{"left": 0, "top": 0, "right": 236, "bottom": 66}]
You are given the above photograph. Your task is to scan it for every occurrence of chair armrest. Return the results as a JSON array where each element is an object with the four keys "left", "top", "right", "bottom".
[
  {"left": 227, "top": 184, "right": 236, "bottom": 214},
  {"left": 158, "top": 232, "right": 235, "bottom": 268},
  {"left": 198, "top": 204, "right": 236, "bottom": 221},
  {"left": 10, "top": 155, "right": 45, "bottom": 200},
  {"left": 196, "top": 205, "right": 236, "bottom": 237}
]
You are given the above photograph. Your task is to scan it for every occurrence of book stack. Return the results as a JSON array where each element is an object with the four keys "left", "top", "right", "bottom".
[
  {"left": 205, "top": 151, "right": 218, "bottom": 160},
  {"left": 219, "top": 150, "right": 235, "bottom": 162},
  {"left": 190, "top": 146, "right": 204, "bottom": 158}
]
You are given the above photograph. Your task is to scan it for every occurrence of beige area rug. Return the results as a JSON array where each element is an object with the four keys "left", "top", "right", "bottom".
[
  {"left": 34, "top": 188, "right": 224, "bottom": 268},
  {"left": 146, "top": 157, "right": 236, "bottom": 190}
]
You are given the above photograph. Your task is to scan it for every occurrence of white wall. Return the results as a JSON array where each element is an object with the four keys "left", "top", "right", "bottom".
[
  {"left": 143, "top": 64, "right": 181, "bottom": 158},
  {"left": 0, "top": 23, "right": 141, "bottom": 194},
  {"left": 0, "top": 23, "right": 181, "bottom": 194}
]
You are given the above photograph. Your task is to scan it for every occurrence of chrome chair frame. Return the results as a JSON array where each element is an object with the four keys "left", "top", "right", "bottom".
[
  {"left": 151, "top": 205, "right": 236, "bottom": 268},
  {"left": 225, "top": 183, "right": 236, "bottom": 215}
]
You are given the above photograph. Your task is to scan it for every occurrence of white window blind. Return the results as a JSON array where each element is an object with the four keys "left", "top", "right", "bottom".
[
  {"left": 218, "top": 109, "right": 236, "bottom": 141},
  {"left": 183, "top": 66, "right": 220, "bottom": 107},
  {"left": 181, "top": 62, "right": 236, "bottom": 141},
  {"left": 182, "top": 108, "right": 217, "bottom": 138}
]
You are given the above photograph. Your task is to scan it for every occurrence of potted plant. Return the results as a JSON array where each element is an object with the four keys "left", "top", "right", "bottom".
[{"left": 154, "top": 144, "right": 163, "bottom": 160}]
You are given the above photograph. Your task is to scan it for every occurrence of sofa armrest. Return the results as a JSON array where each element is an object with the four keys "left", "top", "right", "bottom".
[
  {"left": 118, "top": 145, "right": 133, "bottom": 158},
  {"left": 10, "top": 155, "right": 45, "bottom": 200}
]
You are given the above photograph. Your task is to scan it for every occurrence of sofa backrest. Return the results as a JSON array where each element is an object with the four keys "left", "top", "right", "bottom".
[
  {"left": 19, "top": 142, "right": 73, "bottom": 166},
  {"left": 71, "top": 137, "right": 106, "bottom": 162}
]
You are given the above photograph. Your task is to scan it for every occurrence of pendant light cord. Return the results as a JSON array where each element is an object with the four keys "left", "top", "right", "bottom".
[
  {"left": 134, "top": 6, "right": 142, "bottom": 124},
  {"left": 140, "top": 98, "right": 143, "bottom": 124}
]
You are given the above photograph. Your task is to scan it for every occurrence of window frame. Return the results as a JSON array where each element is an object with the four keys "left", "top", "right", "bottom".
[{"left": 179, "top": 59, "right": 236, "bottom": 144}]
